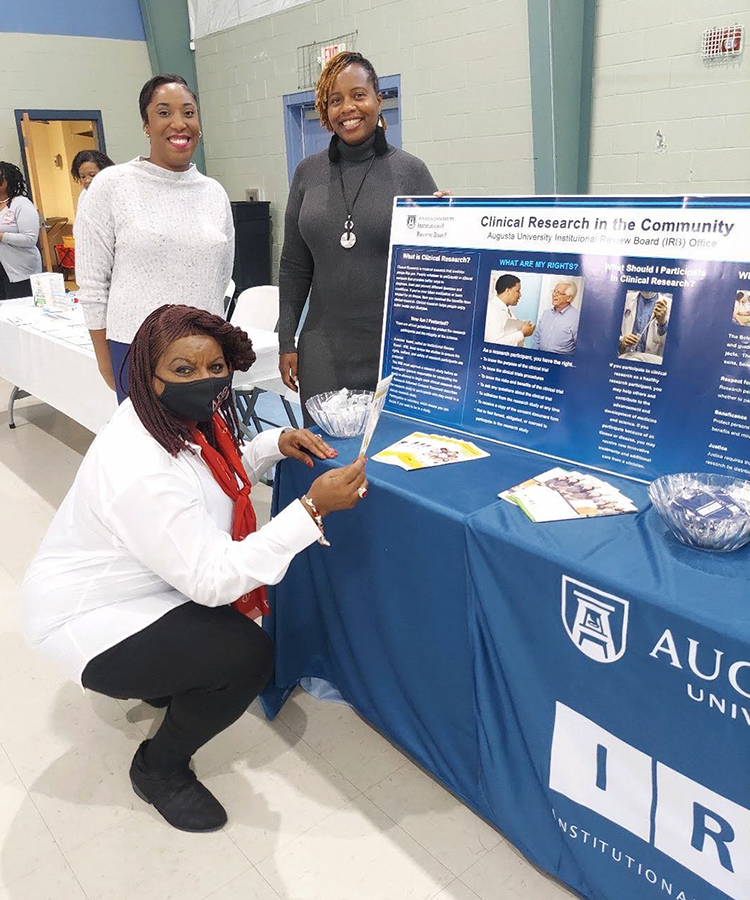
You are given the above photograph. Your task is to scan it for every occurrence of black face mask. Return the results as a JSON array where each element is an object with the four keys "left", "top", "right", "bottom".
[{"left": 155, "top": 374, "right": 232, "bottom": 422}]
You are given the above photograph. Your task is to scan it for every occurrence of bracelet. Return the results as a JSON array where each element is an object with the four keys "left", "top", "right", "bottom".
[{"left": 301, "top": 495, "right": 331, "bottom": 547}]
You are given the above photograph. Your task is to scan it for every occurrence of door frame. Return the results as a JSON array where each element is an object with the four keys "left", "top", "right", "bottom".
[
  {"left": 14, "top": 108, "right": 107, "bottom": 202},
  {"left": 282, "top": 75, "right": 401, "bottom": 184}
]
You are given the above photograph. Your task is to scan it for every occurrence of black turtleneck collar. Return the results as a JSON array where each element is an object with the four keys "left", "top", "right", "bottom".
[
  {"left": 329, "top": 129, "right": 388, "bottom": 163},
  {"left": 337, "top": 131, "right": 377, "bottom": 161}
]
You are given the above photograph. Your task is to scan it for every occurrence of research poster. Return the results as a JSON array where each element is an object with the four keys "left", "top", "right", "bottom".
[{"left": 379, "top": 196, "right": 750, "bottom": 482}]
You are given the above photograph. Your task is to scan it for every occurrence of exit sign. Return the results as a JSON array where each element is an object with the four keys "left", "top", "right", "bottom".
[{"left": 321, "top": 42, "right": 347, "bottom": 66}]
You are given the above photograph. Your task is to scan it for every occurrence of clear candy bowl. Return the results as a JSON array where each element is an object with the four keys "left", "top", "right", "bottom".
[{"left": 306, "top": 389, "right": 373, "bottom": 439}]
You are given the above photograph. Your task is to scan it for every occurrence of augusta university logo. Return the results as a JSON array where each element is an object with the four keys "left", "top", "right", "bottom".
[
  {"left": 406, "top": 214, "right": 417, "bottom": 229},
  {"left": 562, "top": 576, "right": 629, "bottom": 663}
]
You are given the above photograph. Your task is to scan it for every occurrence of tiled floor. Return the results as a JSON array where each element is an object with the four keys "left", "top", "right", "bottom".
[{"left": 0, "top": 378, "right": 576, "bottom": 900}]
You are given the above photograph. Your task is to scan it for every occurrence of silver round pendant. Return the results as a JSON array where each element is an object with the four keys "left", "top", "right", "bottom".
[{"left": 340, "top": 231, "right": 357, "bottom": 249}]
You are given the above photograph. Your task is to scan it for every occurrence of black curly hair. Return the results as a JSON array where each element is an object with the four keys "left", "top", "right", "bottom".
[
  {"left": 0, "top": 162, "right": 29, "bottom": 201},
  {"left": 71, "top": 150, "right": 115, "bottom": 181}
]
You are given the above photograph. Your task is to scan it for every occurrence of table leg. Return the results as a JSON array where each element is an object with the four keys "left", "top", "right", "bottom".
[
  {"left": 8, "top": 386, "right": 30, "bottom": 429},
  {"left": 281, "top": 397, "right": 299, "bottom": 429}
]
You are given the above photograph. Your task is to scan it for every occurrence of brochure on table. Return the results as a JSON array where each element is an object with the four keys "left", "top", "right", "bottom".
[{"left": 379, "top": 195, "right": 750, "bottom": 483}]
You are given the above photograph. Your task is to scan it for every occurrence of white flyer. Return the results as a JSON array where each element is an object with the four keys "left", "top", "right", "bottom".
[{"left": 359, "top": 374, "right": 393, "bottom": 458}]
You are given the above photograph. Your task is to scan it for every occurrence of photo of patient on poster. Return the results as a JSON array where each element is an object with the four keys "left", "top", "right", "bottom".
[
  {"left": 733, "top": 290, "right": 750, "bottom": 327},
  {"left": 484, "top": 271, "right": 584, "bottom": 354},
  {"left": 617, "top": 288, "right": 672, "bottom": 365}
]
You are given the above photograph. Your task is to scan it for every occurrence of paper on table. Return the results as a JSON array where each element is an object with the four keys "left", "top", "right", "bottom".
[
  {"left": 372, "top": 431, "right": 489, "bottom": 471},
  {"left": 500, "top": 467, "right": 637, "bottom": 522},
  {"left": 359, "top": 374, "right": 393, "bottom": 458}
]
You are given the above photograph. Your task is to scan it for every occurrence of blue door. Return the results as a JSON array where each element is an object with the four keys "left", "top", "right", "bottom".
[{"left": 283, "top": 75, "right": 401, "bottom": 184}]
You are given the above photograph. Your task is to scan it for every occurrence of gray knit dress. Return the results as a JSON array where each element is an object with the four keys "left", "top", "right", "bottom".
[{"left": 278, "top": 133, "right": 437, "bottom": 423}]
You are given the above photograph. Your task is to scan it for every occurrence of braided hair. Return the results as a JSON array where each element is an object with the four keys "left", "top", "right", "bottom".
[
  {"left": 315, "top": 51, "right": 387, "bottom": 161},
  {"left": 0, "top": 162, "right": 30, "bottom": 201},
  {"left": 128, "top": 305, "right": 256, "bottom": 457}
]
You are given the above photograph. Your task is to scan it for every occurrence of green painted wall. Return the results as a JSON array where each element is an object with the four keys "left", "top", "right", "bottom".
[{"left": 527, "top": 0, "right": 595, "bottom": 194}]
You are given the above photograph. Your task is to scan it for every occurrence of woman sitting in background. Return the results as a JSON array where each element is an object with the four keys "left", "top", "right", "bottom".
[
  {"left": 72, "top": 149, "right": 115, "bottom": 250},
  {"left": 0, "top": 161, "right": 42, "bottom": 300},
  {"left": 22, "top": 304, "right": 367, "bottom": 833},
  {"left": 71, "top": 149, "right": 115, "bottom": 192}
]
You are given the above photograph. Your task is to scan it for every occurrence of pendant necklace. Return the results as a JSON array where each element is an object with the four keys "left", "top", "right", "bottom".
[{"left": 338, "top": 153, "right": 376, "bottom": 249}]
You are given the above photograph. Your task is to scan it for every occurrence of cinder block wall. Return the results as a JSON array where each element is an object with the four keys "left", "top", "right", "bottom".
[
  {"left": 195, "top": 0, "right": 534, "bottom": 273},
  {"left": 0, "top": 34, "right": 151, "bottom": 171},
  {"left": 590, "top": 0, "right": 750, "bottom": 193}
]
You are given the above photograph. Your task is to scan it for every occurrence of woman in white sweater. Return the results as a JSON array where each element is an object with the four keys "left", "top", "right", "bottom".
[
  {"left": 0, "top": 162, "right": 43, "bottom": 300},
  {"left": 77, "top": 74, "right": 234, "bottom": 402},
  {"left": 23, "top": 304, "right": 368, "bottom": 833}
]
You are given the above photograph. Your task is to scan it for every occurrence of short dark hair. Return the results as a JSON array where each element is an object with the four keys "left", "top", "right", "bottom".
[
  {"left": 71, "top": 150, "right": 115, "bottom": 181},
  {"left": 495, "top": 274, "right": 521, "bottom": 294},
  {"left": 0, "top": 161, "right": 29, "bottom": 201},
  {"left": 128, "top": 305, "right": 256, "bottom": 457},
  {"left": 138, "top": 74, "right": 198, "bottom": 123}
]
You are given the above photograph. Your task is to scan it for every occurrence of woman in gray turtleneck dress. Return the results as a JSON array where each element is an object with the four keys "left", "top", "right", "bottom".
[{"left": 278, "top": 51, "right": 438, "bottom": 423}]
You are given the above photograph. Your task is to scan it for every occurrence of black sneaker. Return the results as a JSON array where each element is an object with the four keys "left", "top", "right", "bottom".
[{"left": 129, "top": 741, "right": 227, "bottom": 833}]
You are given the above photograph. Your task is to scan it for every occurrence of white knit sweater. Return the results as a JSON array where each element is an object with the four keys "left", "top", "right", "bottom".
[{"left": 77, "top": 157, "right": 234, "bottom": 343}]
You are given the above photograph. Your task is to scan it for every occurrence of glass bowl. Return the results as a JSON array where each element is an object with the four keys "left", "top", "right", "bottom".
[
  {"left": 648, "top": 473, "right": 750, "bottom": 552},
  {"left": 306, "top": 389, "right": 373, "bottom": 439}
]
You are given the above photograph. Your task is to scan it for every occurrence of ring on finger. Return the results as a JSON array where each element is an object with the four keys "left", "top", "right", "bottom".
[{"left": 357, "top": 485, "right": 367, "bottom": 498}]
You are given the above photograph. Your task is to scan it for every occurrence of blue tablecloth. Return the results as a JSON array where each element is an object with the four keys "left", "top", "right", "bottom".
[{"left": 262, "top": 413, "right": 750, "bottom": 900}]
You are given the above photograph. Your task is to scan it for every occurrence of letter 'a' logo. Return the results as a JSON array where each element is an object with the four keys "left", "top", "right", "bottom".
[
  {"left": 561, "top": 576, "right": 629, "bottom": 663},
  {"left": 407, "top": 214, "right": 417, "bottom": 229}
]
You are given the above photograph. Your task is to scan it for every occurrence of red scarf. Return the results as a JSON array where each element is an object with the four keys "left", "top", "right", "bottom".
[{"left": 192, "top": 413, "right": 270, "bottom": 618}]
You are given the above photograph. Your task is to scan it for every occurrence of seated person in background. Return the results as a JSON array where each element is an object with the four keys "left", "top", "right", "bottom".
[
  {"left": 532, "top": 281, "right": 580, "bottom": 354},
  {"left": 22, "top": 304, "right": 367, "bottom": 834},
  {"left": 484, "top": 273, "right": 534, "bottom": 346},
  {"left": 71, "top": 149, "right": 115, "bottom": 193},
  {"left": 618, "top": 290, "right": 669, "bottom": 358},
  {"left": 72, "top": 149, "right": 115, "bottom": 248}
]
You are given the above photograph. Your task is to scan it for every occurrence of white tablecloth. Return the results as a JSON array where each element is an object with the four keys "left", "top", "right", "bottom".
[
  {"left": 0, "top": 298, "right": 117, "bottom": 433},
  {"left": 0, "top": 298, "right": 285, "bottom": 434}
]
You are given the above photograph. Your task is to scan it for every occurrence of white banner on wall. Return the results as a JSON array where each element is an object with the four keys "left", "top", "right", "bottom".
[{"left": 190, "top": 0, "right": 314, "bottom": 39}]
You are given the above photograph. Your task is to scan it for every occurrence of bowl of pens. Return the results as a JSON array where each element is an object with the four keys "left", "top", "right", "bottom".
[
  {"left": 306, "top": 389, "right": 373, "bottom": 439},
  {"left": 648, "top": 473, "right": 750, "bottom": 552}
]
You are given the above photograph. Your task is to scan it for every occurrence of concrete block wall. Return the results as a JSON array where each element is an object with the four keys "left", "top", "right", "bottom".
[
  {"left": 590, "top": 0, "right": 750, "bottom": 193},
  {"left": 0, "top": 33, "right": 152, "bottom": 172},
  {"left": 195, "top": 0, "right": 534, "bottom": 273}
]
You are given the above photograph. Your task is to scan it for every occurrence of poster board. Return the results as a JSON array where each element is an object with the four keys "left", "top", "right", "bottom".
[{"left": 380, "top": 195, "right": 750, "bottom": 483}]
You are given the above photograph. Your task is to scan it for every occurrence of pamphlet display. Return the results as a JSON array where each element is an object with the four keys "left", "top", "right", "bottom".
[
  {"left": 372, "top": 431, "right": 489, "bottom": 471},
  {"left": 379, "top": 196, "right": 750, "bottom": 482},
  {"left": 499, "top": 468, "right": 637, "bottom": 522}
]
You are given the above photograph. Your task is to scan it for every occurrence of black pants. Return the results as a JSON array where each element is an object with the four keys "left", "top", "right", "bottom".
[
  {"left": 82, "top": 603, "right": 274, "bottom": 771},
  {"left": 0, "top": 261, "right": 32, "bottom": 300}
]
